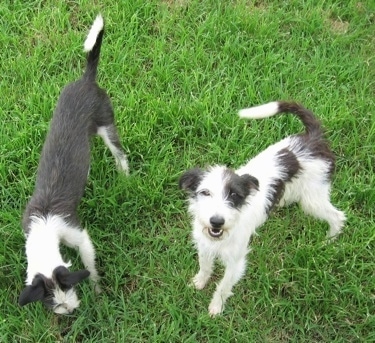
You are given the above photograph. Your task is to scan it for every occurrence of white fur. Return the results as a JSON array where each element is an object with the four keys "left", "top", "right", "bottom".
[
  {"left": 53, "top": 288, "right": 80, "bottom": 314},
  {"left": 184, "top": 117, "right": 345, "bottom": 316},
  {"left": 25, "top": 216, "right": 71, "bottom": 284},
  {"left": 25, "top": 215, "right": 99, "bottom": 314},
  {"left": 238, "top": 101, "right": 279, "bottom": 119},
  {"left": 84, "top": 14, "right": 104, "bottom": 52},
  {"left": 97, "top": 126, "right": 129, "bottom": 175}
]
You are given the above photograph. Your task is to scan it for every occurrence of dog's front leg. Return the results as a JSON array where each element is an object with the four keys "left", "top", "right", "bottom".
[
  {"left": 76, "top": 229, "right": 101, "bottom": 293},
  {"left": 208, "top": 256, "right": 246, "bottom": 316},
  {"left": 192, "top": 250, "right": 215, "bottom": 290},
  {"left": 62, "top": 227, "right": 101, "bottom": 293}
]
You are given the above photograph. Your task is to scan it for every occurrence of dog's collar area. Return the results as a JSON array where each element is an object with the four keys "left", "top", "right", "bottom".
[{"left": 208, "top": 227, "right": 224, "bottom": 238}]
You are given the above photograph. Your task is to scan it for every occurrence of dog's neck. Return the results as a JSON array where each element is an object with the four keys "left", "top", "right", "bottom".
[{"left": 25, "top": 215, "right": 70, "bottom": 284}]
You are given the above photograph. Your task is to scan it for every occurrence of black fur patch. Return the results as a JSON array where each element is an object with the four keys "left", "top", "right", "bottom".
[
  {"left": 53, "top": 266, "right": 90, "bottom": 291},
  {"left": 278, "top": 102, "right": 335, "bottom": 178},
  {"left": 19, "top": 274, "right": 56, "bottom": 308},
  {"left": 266, "top": 180, "right": 286, "bottom": 214},
  {"left": 278, "top": 102, "right": 322, "bottom": 136},
  {"left": 223, "top": 169, "right": 259, "bottom": 209},
  {"left": 265, "top": 148, "right": 301, "bottom": 213},
  {"left": 179, "top": 168, "right": 205, "bottom": 194},
  {"left": 297, "top": 135, "right": 335, "bottom": 178},
  {"left": 277, "top": 148, "right": 301, "bottom": 181}
]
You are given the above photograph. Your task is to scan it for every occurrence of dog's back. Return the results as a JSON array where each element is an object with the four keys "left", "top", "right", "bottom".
[
  {"left": 23, "top": 15, "right": 108, "bottom": 230},
  {"left": 238, "top": 101, "right": 345, "bottom": 236}
]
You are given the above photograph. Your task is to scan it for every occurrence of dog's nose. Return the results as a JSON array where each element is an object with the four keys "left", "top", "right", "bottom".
[{"left": 210, "top": 216, "right": 225, "bottom": 228}]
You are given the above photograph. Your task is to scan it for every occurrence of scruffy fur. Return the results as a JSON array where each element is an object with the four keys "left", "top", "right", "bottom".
[
  {"left": 19, "top": 14, "right": 129, "bottom": 314},
  {"left": 179, "top": 101, "right": 346, "bottom": 316}
]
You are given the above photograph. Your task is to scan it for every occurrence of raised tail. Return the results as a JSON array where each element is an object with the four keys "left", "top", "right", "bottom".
[
  {"left": 238, "top": 101, "right": 323, "bottom": 136},
  {"left": 83, "top": 14, "right": 104, "bottom": 82}
]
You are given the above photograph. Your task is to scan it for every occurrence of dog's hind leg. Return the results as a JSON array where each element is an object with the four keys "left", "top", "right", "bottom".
[
  {"left": 299, "top": 183, "right": 346, "bottom": 239},
  {"left": 97, "top": 124, "right": 129, "bottom": 175},
  {"left": 208, "top": 256, "right": 246, "bottom": 316},
  {"left": 192, "top": 250, "right": 215, "bottom": 290}
]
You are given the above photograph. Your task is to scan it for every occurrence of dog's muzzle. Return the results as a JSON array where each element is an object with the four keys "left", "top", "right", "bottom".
[{"left": 208, "top": 215, "right": 225, "bottom": 238}]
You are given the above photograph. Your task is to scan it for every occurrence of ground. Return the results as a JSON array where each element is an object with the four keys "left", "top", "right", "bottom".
[{"left": 0, "top": 0, "right": 374, "bottom": 342}]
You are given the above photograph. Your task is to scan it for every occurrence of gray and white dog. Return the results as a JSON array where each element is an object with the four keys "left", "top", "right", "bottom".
[
  {"left": 19, "top": 15, "right": 129, "bottom": 314},
  {"left": 180, "top": 101, "right": 346, "bottom": 316}
]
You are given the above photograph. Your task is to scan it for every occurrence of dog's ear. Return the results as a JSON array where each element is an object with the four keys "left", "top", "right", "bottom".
[
  {"left": 240, "top": 174, "right": 259, "bottom": 192},
  {"left": 19, "top": 275, "right": 46, "bottom": 306},
  {"left": 179, "top": 168, "right": 205, "bottom": 193},
  {"left": 54, "top": 266, "right": 90, "bottom": 288}
]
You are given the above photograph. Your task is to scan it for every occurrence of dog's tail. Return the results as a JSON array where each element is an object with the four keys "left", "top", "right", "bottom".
[
  {"left": 238, "top": 101, "right": 323, "bottom": 136},
  {"left": 83, "top": 14, "right": 104, "bottom": 82}
]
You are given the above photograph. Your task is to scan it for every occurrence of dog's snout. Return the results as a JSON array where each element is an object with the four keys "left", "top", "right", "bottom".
[{"left": 210, "top": 216, "right": 225, "bottom": 228}]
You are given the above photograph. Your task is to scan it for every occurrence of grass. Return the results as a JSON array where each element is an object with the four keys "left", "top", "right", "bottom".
[{"left": 0, "top": 0, "right": 374, "bottom": 341}]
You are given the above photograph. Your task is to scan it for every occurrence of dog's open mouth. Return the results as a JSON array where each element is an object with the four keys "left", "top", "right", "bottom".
[{"left": 208, "top": 227, "right": 224, "bottom": 238}]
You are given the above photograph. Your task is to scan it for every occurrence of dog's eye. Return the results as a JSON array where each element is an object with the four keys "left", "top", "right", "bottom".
[
  {"left": 230, "top": 192, "right": 239, "bottom": 199},
  {"left": 198, "top": 189, "right": 211, "bottom": 197},
  {"left": 228, "top": 192, "right": 243, "bottom": 205}
]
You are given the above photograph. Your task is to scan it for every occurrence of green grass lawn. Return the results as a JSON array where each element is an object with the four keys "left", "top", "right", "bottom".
[{"left": 0, "top": 0, "right": 374, "bottom": 341}]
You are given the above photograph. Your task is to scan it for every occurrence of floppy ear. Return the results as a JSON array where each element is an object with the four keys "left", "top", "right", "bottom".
[
  {"left": 19, "top": 275, "right": 46, "bottom": 306},
  {"left": 240, "top": 174, "right": 259, "bottom": 192},
  {"left": 54, "top": 266, "right": 90, "bottom": 288},
  {"left": 179, "top": 168, "right": 204, "bottom": 193}
]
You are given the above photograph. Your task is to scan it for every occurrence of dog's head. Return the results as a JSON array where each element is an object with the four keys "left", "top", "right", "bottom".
[
  {"left": 19, "top": 266, "right": 89, "bottom": 314},
  {"left": 179, "top": 166, "right": 259, "bottom": 239}
]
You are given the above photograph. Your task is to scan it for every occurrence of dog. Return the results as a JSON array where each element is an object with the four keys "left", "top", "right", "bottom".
[
  {"left": 179, "top": 101, "right": 346, "bottom": 316},
  {"left": 19, "top": 14, "right": 129, "bottom": 314}
]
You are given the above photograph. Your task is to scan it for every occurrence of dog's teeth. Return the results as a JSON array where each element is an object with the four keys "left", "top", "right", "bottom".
[{"left": 208, "top": 228, "right": 223, "bottom": 237}]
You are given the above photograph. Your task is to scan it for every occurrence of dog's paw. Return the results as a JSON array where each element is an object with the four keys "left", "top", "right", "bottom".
[
  {"left": 94, "top": 283, "right": 102, "bottom": 294},
  {"left": 191, "top": 273, "right": 208, "bottom": 290},
  {"left": 116, "top": 157, "right": 129, "bottom": 175},
  {"left": 208, "top": 299, "right": 223, "bottom": 317},
  {"left": 90, "top": 276, "right": 101, "bottom": 294}
]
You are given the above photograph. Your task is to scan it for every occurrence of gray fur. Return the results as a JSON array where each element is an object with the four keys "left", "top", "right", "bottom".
[
  {"left": 22, "top": 29, "right": 126, "bottom": 233},
  {"left": 20, "top": 15, "right": 128, "bottom": 312}
]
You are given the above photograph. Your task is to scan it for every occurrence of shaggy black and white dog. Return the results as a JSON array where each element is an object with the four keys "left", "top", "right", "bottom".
[
  {"left": 19, "top": 15, "right": 128, "bottom": 314},
  {"left": 180, "top": 101, "right": 346, "bottom": 316}
]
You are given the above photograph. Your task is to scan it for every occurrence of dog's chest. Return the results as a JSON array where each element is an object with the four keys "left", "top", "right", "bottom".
[{"left": 193, "top": 227, "right": 248, "bottom": 259}]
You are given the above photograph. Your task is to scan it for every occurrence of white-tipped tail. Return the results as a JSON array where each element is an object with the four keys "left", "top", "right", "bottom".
[
  {"left": 238, "top": 101, "right": 280, "bottom": 119},
  {"left": 84, "top": 14, "right": 104, "bottom": 52}
]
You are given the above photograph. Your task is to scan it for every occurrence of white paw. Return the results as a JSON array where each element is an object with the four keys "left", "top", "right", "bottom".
[
  {"left": 94, "top": 282, "right": 102, "bottom": 294},
  {"left": 192, "top": 273, "right": 208, "bottom": 290},
  {"left": 208, "top": 299, "right": 223, "bottom": 316},
  {"left": 117, "top": 158, "right": 129, "bottom": 175},
  {"left": 89, "top": 274, "right": 101, "bottom": 294}
]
